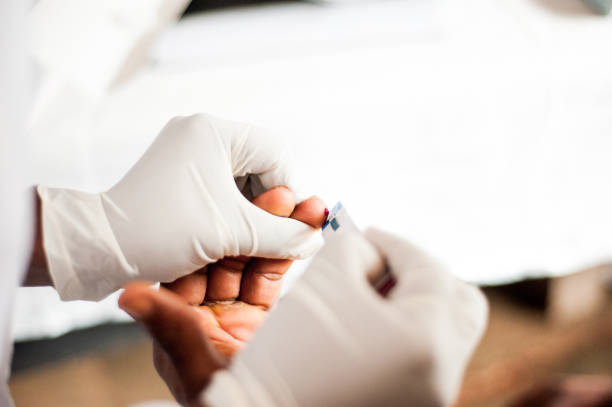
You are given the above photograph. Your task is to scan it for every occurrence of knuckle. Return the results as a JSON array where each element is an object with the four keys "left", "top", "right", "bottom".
[{"left": 163, "top": 113, "right": 216, "bottom": 145}]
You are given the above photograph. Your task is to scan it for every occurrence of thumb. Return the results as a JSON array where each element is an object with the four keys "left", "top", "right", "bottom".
[
  {"left": 119, "top": 283, "right": 226, "bottom": 387},
  {"left": 241, "top": 201, "right": 324, "bottom": 259}
]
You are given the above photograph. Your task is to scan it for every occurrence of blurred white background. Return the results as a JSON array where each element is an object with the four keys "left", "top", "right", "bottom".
[{"left": 14, "top": 0, "right": 612, "bottom": 340}]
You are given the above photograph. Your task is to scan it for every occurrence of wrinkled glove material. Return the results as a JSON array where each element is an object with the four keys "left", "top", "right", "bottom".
[
  {"left": 39, "top": 114, "right": 323, "bottom": 300},
  {"left": 203, "top": 228, "right": 488, "bottom": 407}
]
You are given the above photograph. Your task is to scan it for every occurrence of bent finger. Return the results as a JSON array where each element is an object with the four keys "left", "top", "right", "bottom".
[
  {"left": 163, "top": 268, "right": 207, "bottom": 305},
  {"left": 239, "top": 196, "right": 327, "bottom": 307},
  {"left": 205, "top": 186, "right": 296, "bottom": 301}
]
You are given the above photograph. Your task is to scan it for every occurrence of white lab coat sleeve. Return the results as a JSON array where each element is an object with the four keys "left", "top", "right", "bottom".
[{"left": 0, "top": 1, "right": 33, "bottom": 406}]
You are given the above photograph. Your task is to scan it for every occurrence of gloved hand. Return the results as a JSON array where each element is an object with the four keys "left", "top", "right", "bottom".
[
  {"left": 118, "top": 186, "right": 326, "bottom": 406},
  {"left": 38, "top": 114, "right": 323, "bottom": 300},
  {"left": 202, "top": 228, "right": 488, "bottom": 407}
]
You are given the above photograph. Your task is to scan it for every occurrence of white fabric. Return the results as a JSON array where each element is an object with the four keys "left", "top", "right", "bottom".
[
  {"left": 28, "top": 0, "right": 189, "bottom": 122},
  {"left": 0, "top": 1, "right": 31, "bottom": 406},
  {"left": 203, "top": 229, "right": 487, "bottom": 407},
  {"left": 15, "top": 0, "right": 612, "bottom": 342},
  {"left": 78, "top": 0, "right": 612, "bottom": 288},
  {"left": 11, "top": 288, "right": 130, "bottom": 340},
  {"left": 8, "top": 0, "right": 191, "bottom": 340},
  {"left": 10, "top": 0, "right": 193, "bottom": 338},
  {"left": 40, "top": 114, "right": 323, "bottom": 301}
]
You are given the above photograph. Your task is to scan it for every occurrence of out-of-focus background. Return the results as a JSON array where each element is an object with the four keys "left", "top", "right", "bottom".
[{"left": 11, "top": 0, "right": 612, "bottom": 406}]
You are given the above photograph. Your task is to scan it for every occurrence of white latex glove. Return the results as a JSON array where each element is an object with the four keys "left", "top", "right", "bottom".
[
  {"left": 202, "top": 228, "right": 488, "bottom": 407},
  {"left": 39, "top": 114, "right": 323, "bottom": 301}
]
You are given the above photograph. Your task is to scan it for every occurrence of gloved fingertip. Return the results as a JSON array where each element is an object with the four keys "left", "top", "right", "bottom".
[
  {"left": 293, "top": 231, "right": 325, "bottom": 259},
  {"left": 363, "top": 227, "right": 393, "bottom": 247},
  {"left": 363, "top": 227, "right": 436, "bottom": 269}
]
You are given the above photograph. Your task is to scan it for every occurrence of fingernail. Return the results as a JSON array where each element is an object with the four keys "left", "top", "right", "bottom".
[{"left": 324, "top": 208, "right": 330, "bottom": 218}]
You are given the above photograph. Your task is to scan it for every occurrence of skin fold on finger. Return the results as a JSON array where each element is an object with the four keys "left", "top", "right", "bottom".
[
  {"left": 205, "top": 186, "right": 296, "bottom": 301},
  {"left": 204, "top": 256, "right": 250, "bottom": 301},
  {"left": 197, "top": 302, "right": 268, "bottom": 357},
  {"left": 162, "top": 269, "right": 207, "bottom": 306},
  {"left": 239, "top": 195, "right": 327, "bottom": 307}
]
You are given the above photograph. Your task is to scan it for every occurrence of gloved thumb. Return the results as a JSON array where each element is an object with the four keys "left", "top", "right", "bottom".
[
  {"left": 364, "top": 228, "right": 488, "bottom": 339},
  {"left": 241, "top": 201, "right": 324, "bottom": 259},
  {"left": 364, "top": 227, "right": 451, "bottom": 303}
]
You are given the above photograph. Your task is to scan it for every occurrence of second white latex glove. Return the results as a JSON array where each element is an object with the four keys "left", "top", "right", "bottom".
[
  {"left": 203, "top": 228, "right": 488, "bottom": 407},
  {"left": 39, "top": 114, "right": 323, "bottom": 300}
]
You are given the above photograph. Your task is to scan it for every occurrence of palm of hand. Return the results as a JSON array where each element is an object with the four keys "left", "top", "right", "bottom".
[
  {"left": 166, "top": 258, "right": 270, "bottom": 357},
  {"left": 199, "top": 297, "right": 267, "bottom": 355}
]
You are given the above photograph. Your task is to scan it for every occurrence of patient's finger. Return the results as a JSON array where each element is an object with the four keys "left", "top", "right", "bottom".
[
  {"left": 289, "top": 196, "right": 328, "bottom": 229},
  {"left": 250, "top": 186, "right": 295, "bottom": 218},
  {"left": 163, "top": 268, "right": 207, "bottom": 305},
  {"left": 205, "top": 186, "right": 296, "bottom": 301},
  {"left": 204, "top": 256, "right": 250, "bottom": 301},
  {"left": 119, "top": 283, "right": 227, "bottom": 400},
  {"left": 239, "top": 196, "right": 327, "bottom": 308}
]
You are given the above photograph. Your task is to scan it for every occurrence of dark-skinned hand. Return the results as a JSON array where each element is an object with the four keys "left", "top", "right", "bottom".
[{"left": 119, "top": 187, "right": 326, "bottom": 406}]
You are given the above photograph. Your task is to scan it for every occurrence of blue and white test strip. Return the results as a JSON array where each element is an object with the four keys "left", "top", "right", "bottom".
[
  {"left": 322, "top": 202, "right": 359, "bottom": 239},
  {"left": 322, "top": 202, "right": 396, "bottom": 297}
]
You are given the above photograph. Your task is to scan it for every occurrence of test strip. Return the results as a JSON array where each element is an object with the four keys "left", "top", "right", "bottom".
[{"left": 322, "top": 202, "right": 396, "bottom": 297}]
